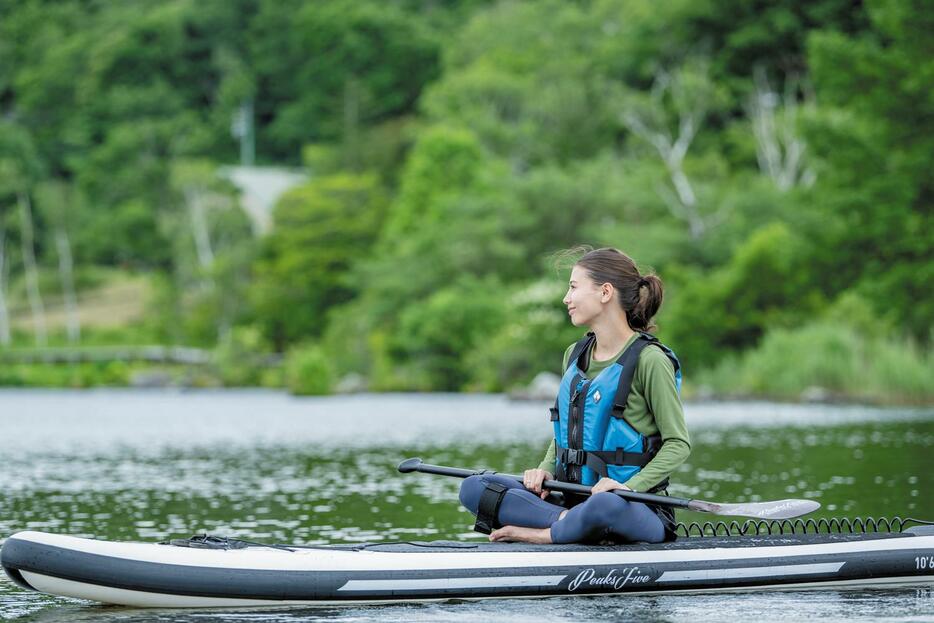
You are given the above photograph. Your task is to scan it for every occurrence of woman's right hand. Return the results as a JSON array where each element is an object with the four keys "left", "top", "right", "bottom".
[{"left": 523, "top": 469, "right": 554, "bottom": 499}]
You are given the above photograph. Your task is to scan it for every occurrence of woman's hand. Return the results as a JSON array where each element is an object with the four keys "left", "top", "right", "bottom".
[
  {"left": 591, "top": 477, "right": 632, "bottom": 495},
  {"left": 523, "top": 469, "right": 554, "bottom": 499}
]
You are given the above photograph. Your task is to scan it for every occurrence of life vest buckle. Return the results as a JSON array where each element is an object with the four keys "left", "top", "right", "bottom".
[{"left": 561, "top": 448, "right": 585, "bottom": 466}]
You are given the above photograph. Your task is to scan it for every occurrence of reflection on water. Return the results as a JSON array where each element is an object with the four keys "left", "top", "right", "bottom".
[
  {"left": 5, "top": 588, "right": 934, "bottom": 623},
  {"left": 0, "top": 389, "right": 932, "bottom": 621}
]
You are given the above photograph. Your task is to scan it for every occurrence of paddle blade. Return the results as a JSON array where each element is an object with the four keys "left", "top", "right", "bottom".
[{"left": 690, "top": 498, "right": 821, "bottom": 520}]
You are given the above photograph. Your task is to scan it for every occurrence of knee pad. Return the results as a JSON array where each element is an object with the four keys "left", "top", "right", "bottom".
[{"left": 473, "top": 481, "right": 509, "bottom": 535}]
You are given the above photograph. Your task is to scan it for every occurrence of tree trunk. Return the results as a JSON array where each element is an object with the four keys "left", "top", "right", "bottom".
[
  {"left": 18, "top": 191, "right": 47, "bottom": 346},
  {"left": 343, "top": 77, "right": 361, "bottom": 169},
  {"left": 0, "top": 221, "right": 10, "bottom": 346},
  {"left": 186, "top": 189, "right": 215, "bottom": 270},
  {"left": 55, "top": 226, "right": 80, "bottom": 343}
]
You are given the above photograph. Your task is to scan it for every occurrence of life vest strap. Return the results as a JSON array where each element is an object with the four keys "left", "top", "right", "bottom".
[
  {"left": 549, "top": 332, "right": 594, "bottom": 432},
  {"left": 554, "top": 457, "right": 568, "bottom": 483},
  {"left": 569, "top": 332, "right": 596, "bottom": 372},
  {"left": 611, "top": 334, "right": 656, "bottom": 419},
  {"left": 591, "top": 448, "right": 656, "bottom": 467},
  {"left": 473, "top": 482, "right": 508, "bottom": 535},
  {"left": 556, "top": 447, "right": 651, "bottom": 480},
  {"left": 556, "top": 433, "right": 663, "bottom": 479}
]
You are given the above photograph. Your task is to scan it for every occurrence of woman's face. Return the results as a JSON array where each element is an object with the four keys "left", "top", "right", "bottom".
[{"left": 563, "top": 265, "right": 610, "bottom": 327}]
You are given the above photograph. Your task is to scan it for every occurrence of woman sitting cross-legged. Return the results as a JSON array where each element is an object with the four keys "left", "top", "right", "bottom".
[{"left": 460, "top": 247, "right": 690, "bottom": 544}]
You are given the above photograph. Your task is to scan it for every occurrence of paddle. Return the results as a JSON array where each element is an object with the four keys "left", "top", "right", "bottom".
[{"left": 398, "top": 457, "right": 820, "bottom": 520}]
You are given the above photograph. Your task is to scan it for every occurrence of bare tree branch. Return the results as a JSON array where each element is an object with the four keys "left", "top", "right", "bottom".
[
  {"left": 622, "top": 62, "right": 718, "bottom": 240},
  {"left": 747, "top": 68, "right": 816, "bottom": 191}
]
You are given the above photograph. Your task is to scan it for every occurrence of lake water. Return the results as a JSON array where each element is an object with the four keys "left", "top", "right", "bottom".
[{"left": 0, "top": 389, "right": 932, "bottom": 621}]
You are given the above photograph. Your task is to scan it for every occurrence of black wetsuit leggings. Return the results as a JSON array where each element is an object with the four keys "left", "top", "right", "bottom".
[{"left": 459, "top": 473, "right": 666, "bottom": 544}]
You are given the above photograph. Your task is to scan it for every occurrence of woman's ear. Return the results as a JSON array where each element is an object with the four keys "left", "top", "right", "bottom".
[{"left": 601, "top": 283, "right": 613, "bottom": 302}]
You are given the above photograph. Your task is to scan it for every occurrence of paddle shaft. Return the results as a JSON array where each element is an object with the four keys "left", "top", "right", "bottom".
[{"left": 400, "top": 458, "right": 691, "bottom": 510}]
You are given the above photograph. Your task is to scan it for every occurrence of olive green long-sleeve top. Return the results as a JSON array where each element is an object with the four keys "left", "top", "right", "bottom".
[{"left": 538, "top": 333, "right": 691, "bottom": 492}]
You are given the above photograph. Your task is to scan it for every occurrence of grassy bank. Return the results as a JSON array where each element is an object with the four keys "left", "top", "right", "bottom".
[
  {"left": 695, "top": 321, "right": 933, "bottom": 406},
  {"left": 4, "top": 328, "right": 931, "bottom": 407}
]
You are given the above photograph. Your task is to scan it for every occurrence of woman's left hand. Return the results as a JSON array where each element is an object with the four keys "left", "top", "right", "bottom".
[{"left": 591, "top": 477, "right": 632, "bottom": 495}]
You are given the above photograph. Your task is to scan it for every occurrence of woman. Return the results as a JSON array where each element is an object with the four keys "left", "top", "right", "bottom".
[{"left": 459, "top": 247, "right": 690, "bottom": 544}]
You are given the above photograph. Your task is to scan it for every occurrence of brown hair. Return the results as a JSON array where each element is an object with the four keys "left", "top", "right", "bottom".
[{"left": 568, "top": 246, "right": 663, "bottom": 332}]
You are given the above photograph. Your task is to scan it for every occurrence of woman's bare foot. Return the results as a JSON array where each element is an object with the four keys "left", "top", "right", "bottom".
[{"left": 489, "top": 525, "right": 552, "bottom": 544}]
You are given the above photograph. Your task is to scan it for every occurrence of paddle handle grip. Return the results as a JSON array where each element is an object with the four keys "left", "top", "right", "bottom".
[{"left": 398, "top": 458, "right": 691, "bottom": 510}]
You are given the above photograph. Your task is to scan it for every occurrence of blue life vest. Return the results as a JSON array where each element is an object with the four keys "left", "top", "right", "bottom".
[{"left": 550, "top": 332, "right": 682, "bottom": 488}]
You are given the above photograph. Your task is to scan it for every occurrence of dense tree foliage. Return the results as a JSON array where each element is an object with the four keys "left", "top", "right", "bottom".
[
  {"left": 804, "top": 0, "right": 933, "bottom": 338},
  {"left": 252, "top": 172, "right": 387, "bottom": 347},
  {"left": 0, "top": 0, "right": 929, "bottom": 402}
]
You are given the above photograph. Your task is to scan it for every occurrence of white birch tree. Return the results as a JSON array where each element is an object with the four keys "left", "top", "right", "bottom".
[
  {"left": 1, "top": 122, "right": 47, "bottom": 346},
  {"left": 746, "top": 68, "right": 816, "bottom": 191},
  {"left": 18, "top": 191, "right": 47, "bottom": 346},
  {"left": 170, "top": 159, "right": 244, "bottom": 340},
  {"left": 185, "top": 186, "right": 216, "bottom": 271},
  {"left": 621, "top": 60, "right": 729, "bottom": 241},
  {"left": 0, "top": 213, "right": 10, "bottom": 346},
  {"left": 37, "top": 181, "right": 81, "bottom": 343}
]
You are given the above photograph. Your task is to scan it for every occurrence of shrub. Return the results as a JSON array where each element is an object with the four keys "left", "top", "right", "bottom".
[
  {"left": 212, "top": 326, "right": 271, "bottom": 387},
  {"left": 284, "top": 343, "right": 334, "bottom": 396},
  {"left": 698, "top": 293, "right": 934, "bottom": 405}
]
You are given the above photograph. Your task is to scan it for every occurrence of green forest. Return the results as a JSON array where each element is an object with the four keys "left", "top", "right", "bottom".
[{"left": 0, "top": 0, "right": 931, "bottom": 404}]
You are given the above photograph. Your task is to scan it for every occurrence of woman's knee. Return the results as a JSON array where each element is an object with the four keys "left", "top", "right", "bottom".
[
  {"left": 586, "top": 492, "right": 629, "bottom": 527},
  {"left": 591, "top": 494, "right": 665, "bottom": 543},
  {"left": 458, "top": 475, "right": 485, "bottom": 512}
]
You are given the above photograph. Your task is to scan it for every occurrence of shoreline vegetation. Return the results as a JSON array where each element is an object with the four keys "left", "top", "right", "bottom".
[
  {"left": 1, "top": 274, "right": 931, "bottom": 406},
  {"left": 1, "top": 321, "right": 930, "bottom": 407},
  {"left": 2, "top": 274, "right": 929, "bottom": 406},
  {"left": 0, "top": 362, "right": 928, "bottom": 409}
]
